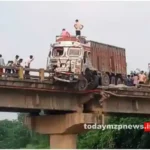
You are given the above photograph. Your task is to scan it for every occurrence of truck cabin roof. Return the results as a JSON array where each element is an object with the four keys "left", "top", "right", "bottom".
[{"left": 56, "top": 35, "right": 87, "bottom": 44}]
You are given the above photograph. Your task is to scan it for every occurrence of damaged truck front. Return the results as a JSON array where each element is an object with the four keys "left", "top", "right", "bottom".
[{"left": 46, "top": 36, "right": 100, "bottom": 91}]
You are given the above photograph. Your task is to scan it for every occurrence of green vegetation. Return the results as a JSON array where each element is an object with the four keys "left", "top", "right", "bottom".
[{"left": 0, "top": 113, "right": 150, "bottom": 149}]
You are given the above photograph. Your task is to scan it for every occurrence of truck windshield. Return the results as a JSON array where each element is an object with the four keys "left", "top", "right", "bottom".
[
  {"left": 52, "top": 47, "right": 64, "bottom": 57},
  {"left": 68, "top": 48, "right": 81, "bottom": 57}
]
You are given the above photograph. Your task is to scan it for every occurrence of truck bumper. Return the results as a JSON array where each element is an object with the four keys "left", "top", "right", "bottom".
[{"left": 54, "top": 76, "right": 77, "bottom": 83}]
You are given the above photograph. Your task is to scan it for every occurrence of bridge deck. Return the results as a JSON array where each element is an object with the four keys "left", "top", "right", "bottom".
[
  {"left": 99, "top": 85, "right": 150, "bottom": 98},
  {"left": 0, "top": 66, "right": 150, "bottom": 115},
  {"left": 1, "top": 66, "right": 150, "bottom": 95},
  {"left": 97, "top": 85, "right": 150, "bottom": 115},
  {"left": 0, "top": 78, "right": 100, "bottom": 94}
]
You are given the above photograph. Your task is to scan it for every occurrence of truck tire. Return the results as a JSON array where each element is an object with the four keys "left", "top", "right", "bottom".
[
  {"left": 75, "top": 77, "right": 88, "bottom": 91},
  {"left": 110, "top": 76, "right": 116, "bottom": 84},
  {"left": 90, "top": 75, "right": 100, "bottom": 89},
  {"left": 101, "top": 73, "right": 110, "bottom": 86}
]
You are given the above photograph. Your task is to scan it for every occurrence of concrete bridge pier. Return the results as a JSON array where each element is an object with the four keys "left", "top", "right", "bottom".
[
  {"left": 25, "top": 112, "right": 101, "bottom": 149},
  {"left": 50, "top": 134, "right": 77, "bottom": 149}
]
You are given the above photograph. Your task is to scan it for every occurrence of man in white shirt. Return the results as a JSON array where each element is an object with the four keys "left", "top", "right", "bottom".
[
  {"left": 17, "top": 59, "right": 23, "bottom": 67},
  {"left": 74, "top": 19, "right": 84, "bottom": 36},
  {"left": 12, "top": 55, "right": 19, "bottom": 74},
  {"left": 13, "top": 55, "right": 19, "bottom": 66},
  {"left": 24, "top": 55, "right": 34, "bottom": 79},
  {"left": 14, "top": 58, "right": 23, "bottom": 75},
  {"left": 6, "top": 60, "right": 13, "bottom": 76}
]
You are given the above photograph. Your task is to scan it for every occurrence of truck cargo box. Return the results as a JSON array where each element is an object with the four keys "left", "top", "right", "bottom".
[{"left": 87, "top": 41, "right": 127, "bottom": 75}]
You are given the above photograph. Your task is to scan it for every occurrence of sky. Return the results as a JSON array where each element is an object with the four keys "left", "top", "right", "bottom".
[{"left": 0, "top": 1, "right": 150, "bottom": 120}]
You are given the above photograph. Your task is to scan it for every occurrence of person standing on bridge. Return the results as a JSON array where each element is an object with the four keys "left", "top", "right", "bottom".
[
  {"left": 5, "top": 60, "right": 13, "bottom": 77},
  {"left": 74, "top": 19, "right": 84, "bottom": 36},
  {"left": 133, "top": 73, "right": 138, "bottom": 86},
  {"left": 0, "top": 54, "right": 5, "bottom": 77},
  {"left": 24, "top": 55, "right": 34, "bottom": 79},
  {"left": 138, "top": 71, "right": 146, "bottom": 84},
  {"left": 16, "top": 58, "right": 23, "bottom": 74},
  {"left": 12, "top": 55, "right": 19, "bottom": 74}
]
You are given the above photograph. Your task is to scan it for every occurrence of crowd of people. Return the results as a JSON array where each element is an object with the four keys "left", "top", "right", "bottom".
[
  {"left": 0, "top": 54, "right": 34, "bottom": 77},
  {"left": 124, "top": 71, "right": 148, "bottom": 86},
  {"left": 0, "top": 54, "right": 149, "bottom": 86}
]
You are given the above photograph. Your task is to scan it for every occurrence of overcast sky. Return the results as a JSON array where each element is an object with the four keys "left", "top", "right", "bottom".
[{"left": 0, "top": 1, "right": 150, "bottom": 120}]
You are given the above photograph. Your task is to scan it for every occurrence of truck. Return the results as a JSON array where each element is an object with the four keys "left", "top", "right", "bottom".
[
  {"left": 46, "top": 36, "right": 127, "bottom": 91},
  {"left": 88, "top": 40, "right": 126, "bottom": 85}
]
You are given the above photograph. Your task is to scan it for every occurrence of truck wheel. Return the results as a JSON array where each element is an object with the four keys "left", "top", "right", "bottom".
[
  {"left": 90, "top": 75, "right": 100, "bottom": 89},
  {"left": 117, "top": 77, "right": 122, "bottom": 84},
  {"left": 101, "top": 73, "right": 110, "bottom": 86},
  {"left": 75, "top": 77, "right": 88, "bottom": 91},
  {"left": 110, "top": 76, "right": 116, "bottom": 84}
]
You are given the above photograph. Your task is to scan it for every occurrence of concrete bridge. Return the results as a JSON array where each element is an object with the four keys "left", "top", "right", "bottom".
[{"left": 0, "top": 66, "right": 150, "bottom": 148}]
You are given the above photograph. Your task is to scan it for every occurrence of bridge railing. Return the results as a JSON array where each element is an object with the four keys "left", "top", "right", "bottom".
[{"left": 0, "top": 66, "right": 54, "bottom": 81}]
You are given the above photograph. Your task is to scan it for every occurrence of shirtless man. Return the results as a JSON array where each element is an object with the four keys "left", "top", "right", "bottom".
[{"left": 138, "top": 71, "right": 146, "bottom": 84}]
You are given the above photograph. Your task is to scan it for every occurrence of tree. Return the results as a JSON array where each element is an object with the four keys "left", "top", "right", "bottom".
[{"left": 0, "top": 113, "right": 150, "bottom": 149}]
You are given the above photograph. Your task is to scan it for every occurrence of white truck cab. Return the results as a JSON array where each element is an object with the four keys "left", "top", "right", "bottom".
[{"left": 46, "top": 36, "right": 99, "bottom": 91}]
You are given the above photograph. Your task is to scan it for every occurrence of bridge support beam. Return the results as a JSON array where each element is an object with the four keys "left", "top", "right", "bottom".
[{"left": 24, "top": 112, "right": 101, "bottom": 149}]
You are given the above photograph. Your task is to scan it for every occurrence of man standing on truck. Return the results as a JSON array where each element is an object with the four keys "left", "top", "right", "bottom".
[
  {"left": 74, "top": 19, "right": 84, "bottom": 36},
  {"left": 61, "top": 29, "right": 70, "bottom": 37}
]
